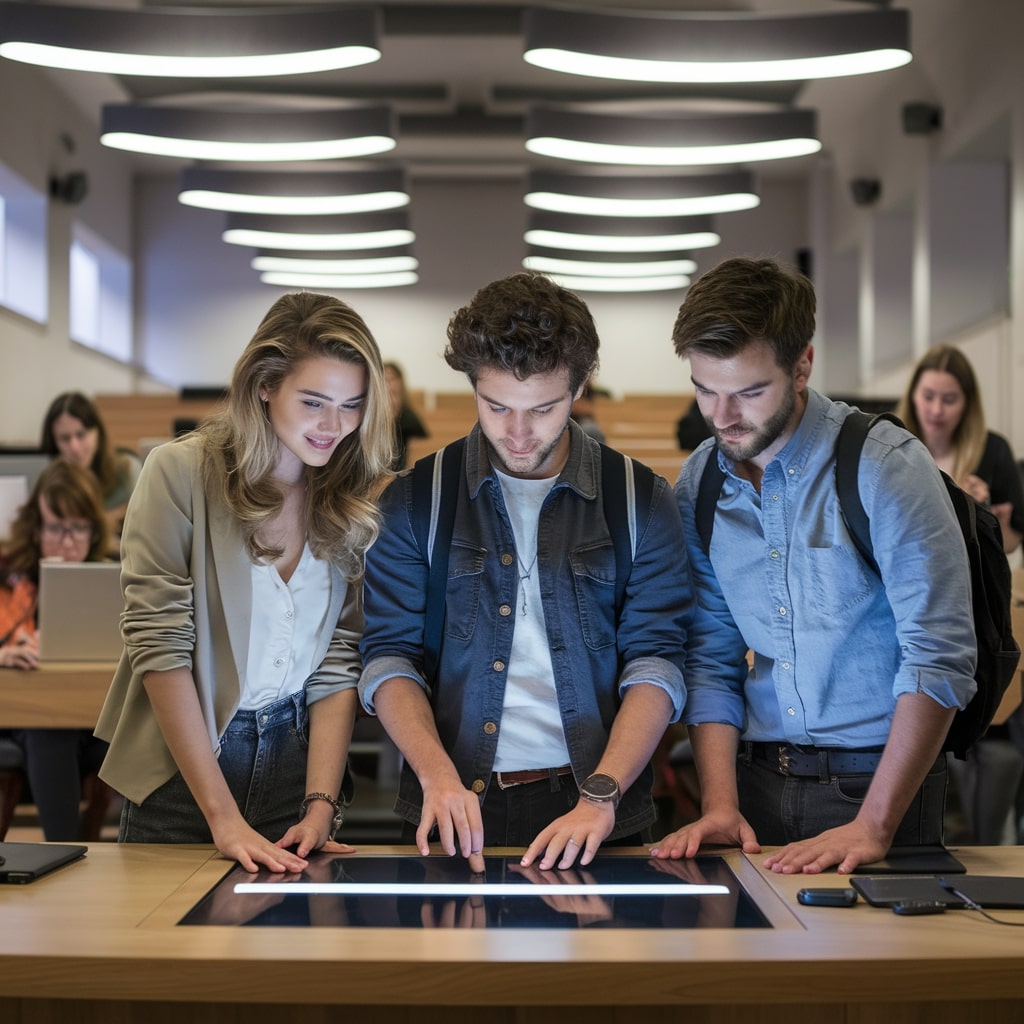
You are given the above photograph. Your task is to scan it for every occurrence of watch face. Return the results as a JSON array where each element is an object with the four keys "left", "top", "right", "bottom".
[{"left": 582, "top": 774, "right": 619, "bottom": 800}]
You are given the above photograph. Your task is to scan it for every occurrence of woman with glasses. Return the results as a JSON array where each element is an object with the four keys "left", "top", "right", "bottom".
[
  {"left": 1, "top": 460, "right": 112, "bottom": 840},
  {"left": 39, "top": 391, "right": 143, "bottom": 552},
  {"left": 96, "top": 293, "right": 394, "bottom": 874}
]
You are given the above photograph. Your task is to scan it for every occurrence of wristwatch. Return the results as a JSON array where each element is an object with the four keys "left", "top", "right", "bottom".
[{"left": 579, "top": 773, "right": 620, "bottom": 810}]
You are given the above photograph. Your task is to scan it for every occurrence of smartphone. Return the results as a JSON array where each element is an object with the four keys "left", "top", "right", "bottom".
[{"left": 797, "top": 887, "right": 858, "bottom": 907}]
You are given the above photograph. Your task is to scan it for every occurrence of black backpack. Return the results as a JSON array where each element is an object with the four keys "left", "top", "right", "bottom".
[{"left": 694, "top": 409, "right": 1020, "bottom": 760}]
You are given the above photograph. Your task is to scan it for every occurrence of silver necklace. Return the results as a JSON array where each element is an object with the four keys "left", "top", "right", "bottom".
[{"left": 517, "top": 552, "right": 538, "bottom": 615}]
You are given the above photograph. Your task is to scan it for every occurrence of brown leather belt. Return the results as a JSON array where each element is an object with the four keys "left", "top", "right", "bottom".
[{"left": 495, "top": 765, "right": 574, "bottom": 789}]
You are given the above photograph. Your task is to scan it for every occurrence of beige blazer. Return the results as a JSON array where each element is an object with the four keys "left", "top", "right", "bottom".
[{"left": 96, "top": 436, "right": 361, "bottom": 805}]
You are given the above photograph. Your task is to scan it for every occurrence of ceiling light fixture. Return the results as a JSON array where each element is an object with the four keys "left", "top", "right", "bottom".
[
  {"left": 523, "top": 252, "right": 697, "bottom": 279},
  {"left": 260, "top": 270, "right": 418, "bottom": 289},
  {"left": 524, "top": 170, "right": 759, "bottom": 218},
  {"left": 179, "top": 167, "right": 409, "bottom": 216},
  {"left": 526, "top": 108, "right": 820, "bottom": 166},
  {"left": 525, "top": 213, "right": 719, "bottom": 254},
  {"left": 523, "top": 7, "right": 911, "bottom": 83},
  {"left": 101, "top": 105, "right": 395, "bottom": 163},
  {"left": 0, "top": 2, "right": 381, "bottom": 77},
  {"left": 251, "top": 252, "right": 419, "bottom": 275},
  {"left": 223, "top": 212, "right": 414, "bottom": 252},
  {"left": 540, "top": 272, "right": 690, "bottom": 294}
]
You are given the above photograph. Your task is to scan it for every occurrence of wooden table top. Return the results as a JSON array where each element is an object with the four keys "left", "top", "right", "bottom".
[
  {"left": 2, "top": 843, "right": 1024, "bottom": 1009},
  {"left": 0, "top": 661, "right": 115, "bottom": 727}
]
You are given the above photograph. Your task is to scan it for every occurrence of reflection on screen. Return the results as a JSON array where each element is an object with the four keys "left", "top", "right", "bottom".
[{"left": 178, "top": 854, "right": 771, "bottom": 929}]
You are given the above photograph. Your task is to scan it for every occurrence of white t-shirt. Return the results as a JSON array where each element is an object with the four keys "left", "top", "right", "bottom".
[{"left": 493, "top": 467, "right": 570, "bottom": 771}]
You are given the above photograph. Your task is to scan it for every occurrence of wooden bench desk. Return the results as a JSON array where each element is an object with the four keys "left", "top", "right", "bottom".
[{"left": 0, "top": 661, "right": 116, "bottom": 728}]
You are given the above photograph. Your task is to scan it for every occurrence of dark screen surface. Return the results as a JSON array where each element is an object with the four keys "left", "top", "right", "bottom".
[{"left": 179, "top": 853, "right": 771, "bottom": 929}]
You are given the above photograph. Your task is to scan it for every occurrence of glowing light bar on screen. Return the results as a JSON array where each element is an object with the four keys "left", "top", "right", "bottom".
[{"left": 234, "top": 881, "right": 731, "bottom": 897}]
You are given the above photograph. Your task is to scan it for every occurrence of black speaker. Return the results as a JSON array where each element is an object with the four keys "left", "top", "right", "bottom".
[
  {"left": 850, "top": 178, "right": 881, "bottom": 206},
  {"left": 902, "top": 103, "right": 943, "bottom": 135},
  {"left": 49, "top": 171, "right": 88, "bottom": 205}
]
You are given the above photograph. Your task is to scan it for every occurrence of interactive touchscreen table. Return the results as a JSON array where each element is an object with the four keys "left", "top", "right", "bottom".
[{"left": 179, "top": 852, "right": 771, "bottom": 929}]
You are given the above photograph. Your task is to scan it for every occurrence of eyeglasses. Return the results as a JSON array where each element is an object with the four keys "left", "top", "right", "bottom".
[{"left": 40, "top": 522, "right": 94, "bottom": 541}]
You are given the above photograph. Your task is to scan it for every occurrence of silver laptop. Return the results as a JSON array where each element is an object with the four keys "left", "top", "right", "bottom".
[{"left": 37, "top": 560, "right": 124, "bottom": 661}]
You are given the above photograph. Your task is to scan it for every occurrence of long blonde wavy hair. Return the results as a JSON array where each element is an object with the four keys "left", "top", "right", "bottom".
[
  {"left": 896, "top": 344, "right": 987, "bottom": 484},
  {"left": 199, "top": 292, "right": 395, "bottom": 580}
]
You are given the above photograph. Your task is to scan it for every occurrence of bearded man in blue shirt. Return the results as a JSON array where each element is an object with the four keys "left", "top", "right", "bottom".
[{"left": 651, "top": 256, "right": 977, "bottom": 875}]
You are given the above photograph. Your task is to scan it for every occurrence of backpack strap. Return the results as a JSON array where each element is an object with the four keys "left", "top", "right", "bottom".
[
  {"left": 694, "top": 448, "right": 727, "bottom": 555},
  {"left": 599, "top": 445, "right": 655, "bottom": 614},
  {"left": 834, "top": 410, "right": 906, "bottom": 576},
  {"left": 410, "top": 437, "right": 466, "bottom": 685}
]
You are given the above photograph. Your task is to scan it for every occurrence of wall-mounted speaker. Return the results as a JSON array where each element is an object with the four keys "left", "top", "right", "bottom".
[
  {"left": 902, "top": 103, "right": 943, "bottom": 135},
  {"left": 49, "top": 171, "right": 89, "bottom": 205},
  {"left": 850, "top": 178, "right": 881, "bottom": 206}
]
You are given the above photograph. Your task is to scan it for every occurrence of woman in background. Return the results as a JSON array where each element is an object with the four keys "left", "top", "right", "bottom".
[
  {"left": 1, "top": 460, "right": 112, "bottom": 840},
  {"left": 96, "top": 293, "right": 394, "bottom": 873},
  {"left": 898, "top": 343, "right": 1024, "bottom": 843},
  {"left": 897, "top": 344, "right": 1024, "bottom": 554},
  {"left": 40, "top": 391, "right": 142, "bottom": 547},
  {"left": 383, "top": 360, "right": 428, "bottom": 470}
]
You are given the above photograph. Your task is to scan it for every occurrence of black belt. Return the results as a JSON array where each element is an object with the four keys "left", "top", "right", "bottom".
[{"left": 743, "top": 742, "right": 885, "bottom": 778}]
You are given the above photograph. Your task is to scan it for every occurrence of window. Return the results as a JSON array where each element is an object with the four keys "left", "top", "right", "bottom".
[
  {"left": 69, "top": 222, "right": 132, "bottom": 361},
  {"left": 0, "top": 161, "right": 47, "bottom": 323}
]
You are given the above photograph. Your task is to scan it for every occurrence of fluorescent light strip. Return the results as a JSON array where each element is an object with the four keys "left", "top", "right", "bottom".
[
  {"left": 0, "top": 43, "right": 379, "bottom": 78},
  {"left": 235, "top": 881, "right": 730, "bottom": 896},
  {"left": 101, "top": 134, "right": 396, "bottom": 163},
  {"left": 525, "top": 228, "right": 719, "bottom": 253},
  {"left": 548, "top": 273, "right": 690, "bottom": 293},
  {"left": 524, "top": 255, "right": 696, "bottom": 277},
  {"left": 224, "top": 228, "right": 415, "bottom": 251},
  {"left": 524, "top": 49, "right": 911, "bottom": 84},
  {"left": 180, "top": 190, "right": 409, "bottom": 216},
  {"left": 252, "top": 255, "right": 419, "bottom": 274},
  {"left": 524, "top": 190, "right": 759, "bottom": 217},
  {"left": 526, "top": 136, "right": 821, "bottom": 167},
  {"left": 260, "top": 271, "right": 418, "bottom": 289}
]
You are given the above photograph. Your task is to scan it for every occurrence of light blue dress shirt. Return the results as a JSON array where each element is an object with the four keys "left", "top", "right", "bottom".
[{"left": 675, "top": 388, "right": 977, "bottom": 749}]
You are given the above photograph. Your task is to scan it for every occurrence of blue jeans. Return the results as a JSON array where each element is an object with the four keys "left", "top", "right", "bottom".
[
  {"left": 401, "top": 770, "right": 646, "bottom": 848},
  {"left": 736, "top": 751, "right": 947, "bottom": 847},
  {"left": 119, "top": 692, "right": 309, "bottom": 844}
]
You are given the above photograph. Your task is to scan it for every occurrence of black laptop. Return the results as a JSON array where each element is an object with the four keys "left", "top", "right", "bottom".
[{"left": 0, "top": 842, "right": 87, "bottom": 883}]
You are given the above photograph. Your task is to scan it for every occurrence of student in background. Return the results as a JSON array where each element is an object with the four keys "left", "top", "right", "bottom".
[
  {"left": 1, "top": 461, "right": 111, "bottom": 840},
  {"left": 384, "top": 360, "right": 429, "bottom": 470},
  {"left": 896, "top": 344, "right": 1024, "bottom": 555},
  {"left": 96, "top": 293, "right": 394, "bottom": 873},
  {"left": 897, "top": 343, "right": 1024, "bottom": 843},
  {"left": 40, "top": 391, "right": 143, "bottom": 549}
]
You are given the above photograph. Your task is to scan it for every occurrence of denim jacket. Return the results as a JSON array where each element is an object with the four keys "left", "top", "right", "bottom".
[{"left": 359, "top": 421, "right": 692, "bottom": 838}]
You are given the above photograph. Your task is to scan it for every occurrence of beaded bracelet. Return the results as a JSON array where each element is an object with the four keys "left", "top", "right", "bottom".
[{"left": 299, "top": 791, "right": 344, "bottom": 842}]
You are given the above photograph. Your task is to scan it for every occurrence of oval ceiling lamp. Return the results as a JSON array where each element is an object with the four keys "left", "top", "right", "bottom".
[
  {"left": 223, "top": 211, "right": 414, "bottom": 252},
  {"left": 259, "top": 269, "right": 419, "bottom": 289},
  {"left": 524, "top": 170, "right": 759, "bottom": 218},
  {"left": 523, "top": 7, "right": 911, "bottom": 83},
  {"left": 526, "top": 108, "right": 820, "bottom": 166},
  {"left": 251, "top": 250, "right": 419, "bottom": 275},
  {"left": 539, "top": 272, "right": 689, "bottom": 294},
  {"left": 101, "top": 105, "right": 395, "bottom": 162},
  {"left": 0, "top": 3, "right": 381, "bottom": 77},
  {"left": 179, "top": 167, "right": 409, "bottom": 216},
  {"left": 525, "top": 212, "right": 719, "bottom": 254},
  {"left": 523, "top": 250, "right": 697, "bottom": 279}
]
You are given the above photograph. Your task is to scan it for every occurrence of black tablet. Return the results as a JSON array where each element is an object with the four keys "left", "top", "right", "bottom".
[
  {"left": 0, "top": 842, "right": 87, "bottom": 884},
  {"left": 851, "top": 874, "right": 1024, "bottom": 909},
  {"left": 851, "top": 845, "right": 966, "bottom": 875}
]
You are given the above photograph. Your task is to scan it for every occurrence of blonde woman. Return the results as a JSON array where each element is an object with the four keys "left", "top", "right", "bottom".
[{"left": 97, "top": 293, "right": 395, "bottom": 873}]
